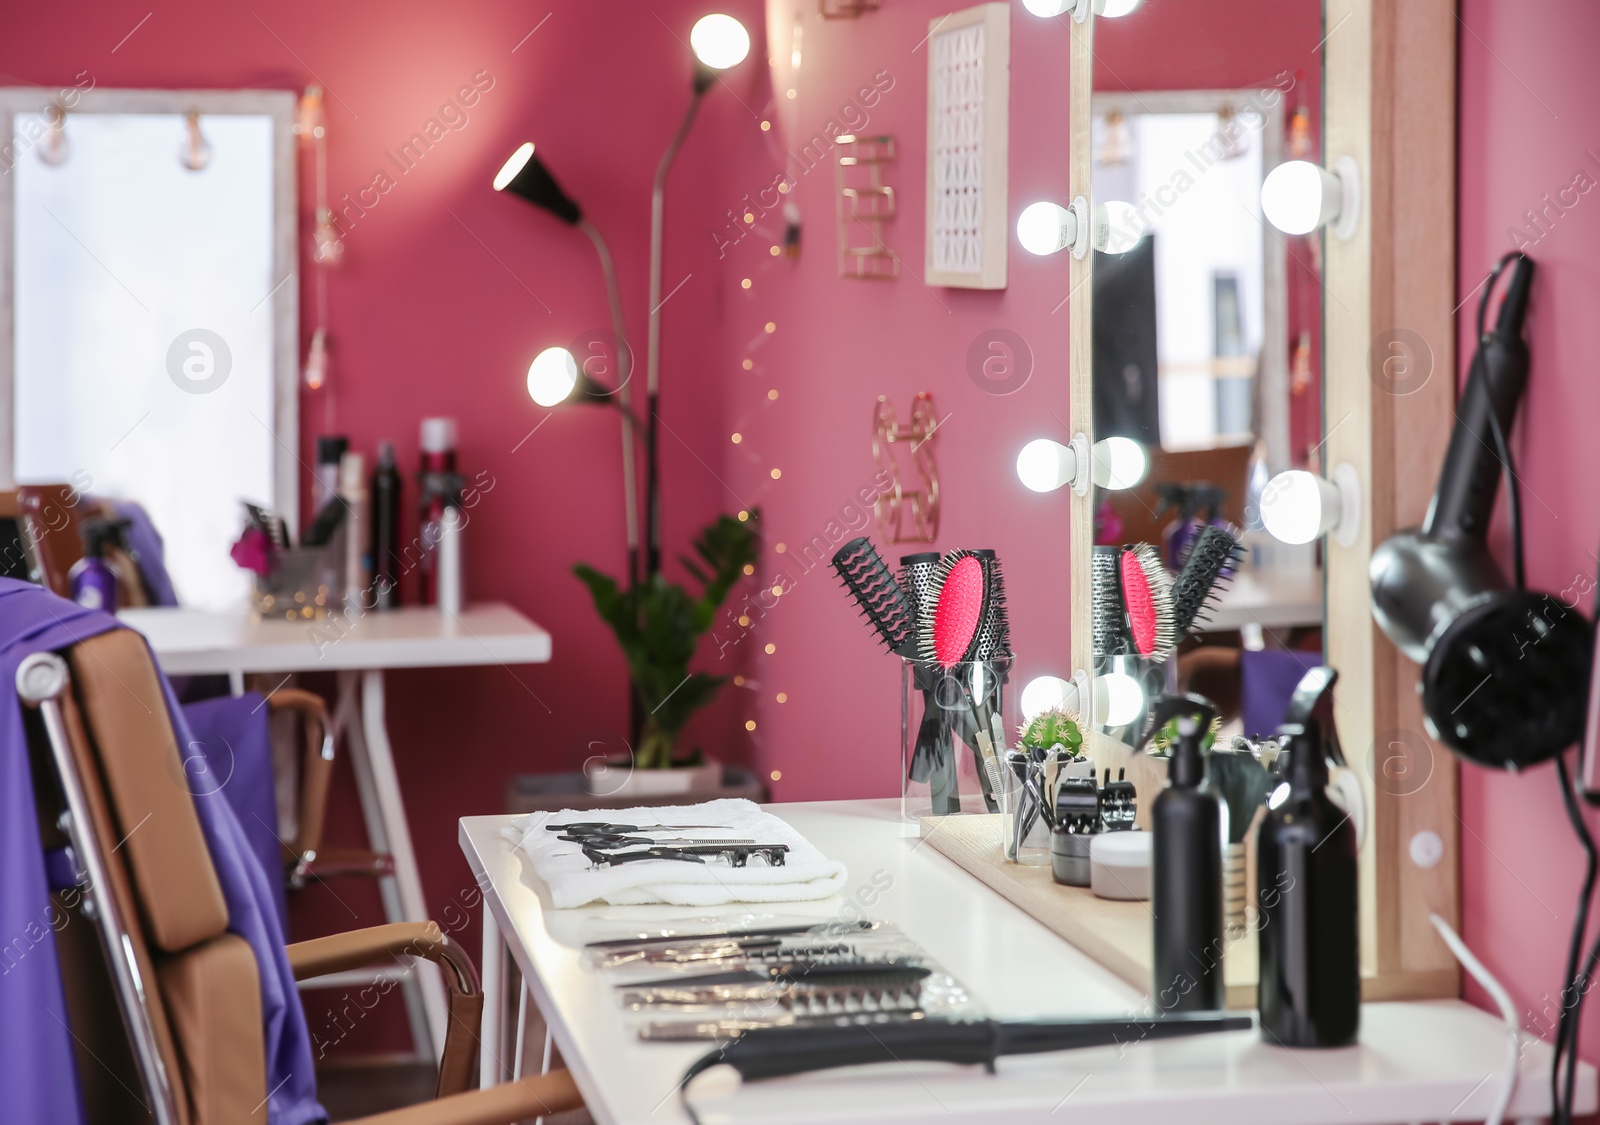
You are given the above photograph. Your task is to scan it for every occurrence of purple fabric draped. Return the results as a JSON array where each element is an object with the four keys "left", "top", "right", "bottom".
[
  {"left": 183, "top": 693, "right": 290, "bottom": 928},
  {"left": 1240, "top": 647, "right": 1324, "bottom": 738},
  {"left": 0, "top": 578, "right": 325, "bottom": 1125}
]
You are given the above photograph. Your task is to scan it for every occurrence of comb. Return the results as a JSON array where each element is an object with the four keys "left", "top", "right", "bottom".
[
  {"left": 1091, "top": 546, "right": 1133, "bottom": 658},
  {"left": 1119, "top": 544, "right": 1176, "bottom": 662},
  {"left": 1170, "top": 525, "right": 1242, "bottom": 635},
  {"left": 832, "top": 537, "right": 917, "bottom": 656}
]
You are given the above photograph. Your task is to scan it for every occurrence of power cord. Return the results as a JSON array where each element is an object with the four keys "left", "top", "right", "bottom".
[{"left": 1431, "top": 913, "right": 1522, "bottom": 1125}]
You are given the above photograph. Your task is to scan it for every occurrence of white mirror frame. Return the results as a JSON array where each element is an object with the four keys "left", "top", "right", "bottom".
[{"left": 0, "top": 87, "right": 299, "bottom": 535}]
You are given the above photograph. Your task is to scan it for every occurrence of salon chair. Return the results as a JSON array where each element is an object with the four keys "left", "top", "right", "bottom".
[{"left": 25, "top": 627, "right": 583, "bottom": 1124}]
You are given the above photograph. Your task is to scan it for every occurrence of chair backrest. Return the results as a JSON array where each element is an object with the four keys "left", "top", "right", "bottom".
[{"left": 33, "top": 629, "right": 269, "bottom": 1124}]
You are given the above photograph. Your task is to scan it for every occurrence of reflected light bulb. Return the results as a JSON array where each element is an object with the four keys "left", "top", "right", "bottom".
[
  {"left": 1017, "top": 201, "right": 1076, "bottom": 256},
  {"left": 1101, "top": 670, "right": 1145, "bottom": 728},
  {"left": 527, "top": 346, "right": 579, "bottom": 408},
  {"left": 494, "top": 142, "right": 535, "bottom": 191},
  {"left": 1092, "top": 436, "right": 1147, "bottom": 490},
  {"left": 1260, "top": 469, "right": 1336, "bottom": 545},
  {"left": 1016, "top": 438, "right": 1078, "bottom": 493},
  {"left": 1022, "top": 676, "right": 1074, "bottom": 720},
  {"left": 691, "top": 14, "right": 750, "bottom": 70},
  {"left": 1261, "top": 160, "right": 1341, "bottom": 236},
  {"left": 1098, "top": 200, "right": 1146, "bottom": 254}
]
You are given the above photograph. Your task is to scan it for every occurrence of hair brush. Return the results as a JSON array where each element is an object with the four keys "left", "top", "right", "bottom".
[
  {"left": 918, "top": 550, "right": 989, "bottom": 670},
  {"left": 970, "top": 550, "right": 1013, "bottom": 663},
  {"left": 1170, "top": 525, "right": 1242, "bottom": 635},
  {"left": 832, "top": 537, "right": 917, "bottom": 656},
  {"left": 1091, "top": 545, "right": 1133, "bottom": 658},
  {"left": 1119, "top": 544, "right": 1176, "bottom": 662}
]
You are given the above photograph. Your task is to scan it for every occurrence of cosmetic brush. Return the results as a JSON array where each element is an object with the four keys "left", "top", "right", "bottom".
[
  {"left": 1091, "top": 545, "right": 1134, "bottom": 658},
  {"left": 1170, "top": 525, "right": 1242, "bottom": 635},
  {"left": 1119, "top": 543, "right": 1177, "bottom": 662},
  {"left": 831, "top": 537, "right": 918, "bottom": 656}
]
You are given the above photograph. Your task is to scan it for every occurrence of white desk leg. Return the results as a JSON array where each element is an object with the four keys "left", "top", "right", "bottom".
[
  {"left": 480, "top": 904, "right": 508, "bottom": 1089},
  {"left": 512, "top": 984, "right": 529, "bottom": 1080},
  {"left": 345, "top": 668, "right": 449, "bottom": 1060}
]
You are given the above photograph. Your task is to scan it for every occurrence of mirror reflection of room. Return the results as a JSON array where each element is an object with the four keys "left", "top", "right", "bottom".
[{"left": 1086, "top": 0, "right": 1324, "bottom": 748}]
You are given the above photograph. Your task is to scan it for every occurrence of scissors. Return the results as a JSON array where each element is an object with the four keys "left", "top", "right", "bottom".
[{"left": 545, "top": 821, "right": 727, "bottom": 835}]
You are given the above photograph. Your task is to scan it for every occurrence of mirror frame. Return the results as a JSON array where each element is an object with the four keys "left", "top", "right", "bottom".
[
  {"left": 0, "top": 87, "right": 300, "bottom": 535},
  {"left": 1069, "top": 0, "right": 1462, "bottom": 1001}
]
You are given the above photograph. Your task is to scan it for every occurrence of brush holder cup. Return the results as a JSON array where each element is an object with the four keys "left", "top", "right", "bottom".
[
  {"left": 900, "top": 657, "right": 1009, "bottom": 830},
  {"left": 1000, "top": 751, "right": 1054, "bottom": 865},
  {"left": 251, "top": 527, "right": 347, "bottom": 622}
]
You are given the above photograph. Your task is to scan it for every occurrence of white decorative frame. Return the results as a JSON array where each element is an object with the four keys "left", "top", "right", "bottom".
[
  {"left": 924, "top": 2, "right": 1009, "bottom": 289},
  {"left": 0, "top": 87, "right": 299, "bottom": 534}
]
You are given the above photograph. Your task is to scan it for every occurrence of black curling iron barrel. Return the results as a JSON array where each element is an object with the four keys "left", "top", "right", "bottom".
[{"left": 1369, "top": 254, "right": 1591, "bottom": 769}]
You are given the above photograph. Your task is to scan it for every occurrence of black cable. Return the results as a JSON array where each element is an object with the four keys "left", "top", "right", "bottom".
[
  {"left": 1474, "top": 251, "right": 1526, "bottom": 591},
  {"left": 1554, "top": 753, "right": 1596, "bottom": 1124}
]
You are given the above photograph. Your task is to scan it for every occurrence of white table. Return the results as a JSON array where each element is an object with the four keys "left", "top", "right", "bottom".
[
  {"left": 462, "top": 800, "right": 1596, "bottom": 1125},
  {"left": 1202, "top": 568, "right": 1324, "bottom": 634},
  {"left": 120, "top": 603, "right": 551, "bottom": 1061}
]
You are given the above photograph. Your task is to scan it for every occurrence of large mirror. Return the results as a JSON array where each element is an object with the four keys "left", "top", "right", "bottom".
[
  {"left": 1085, "top": 4, "right": 1325, "bottom": 751},
  {"left": 0, "top": 89, "right": 298, "bottom": 608}
]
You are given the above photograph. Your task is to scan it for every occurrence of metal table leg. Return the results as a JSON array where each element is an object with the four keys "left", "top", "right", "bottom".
[{"left": 343, "top": 667, "right": 449, "bottom": 1060}]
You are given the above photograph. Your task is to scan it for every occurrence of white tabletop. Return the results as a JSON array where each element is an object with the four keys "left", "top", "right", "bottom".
[
  {"left": 461, "top": 800, "right": 1592, "bottom": 1125},
  {"left": 117, "top": 602, "right": 551, "bottom": 674},
  {"left": 1202, "top": 568, "right": 1324, "bottom": 632}
]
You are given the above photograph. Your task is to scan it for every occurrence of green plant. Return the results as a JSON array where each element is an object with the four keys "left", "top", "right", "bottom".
[
  {"left": 1018, "top": 707, "right": 1084, "bottom": 756},
  {"left": 1148, "top": 713, "right": 1223, "bottom": 756},
  {"left": 574, "top": 511, "right": 759, "bottom": 769}
]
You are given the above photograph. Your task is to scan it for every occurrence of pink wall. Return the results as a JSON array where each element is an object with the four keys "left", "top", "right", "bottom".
[{"left": 1457, "top": 0, "right": 1600, "bottom": 1093}]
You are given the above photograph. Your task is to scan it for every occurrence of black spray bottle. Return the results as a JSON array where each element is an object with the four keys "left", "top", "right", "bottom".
[
  {"left": 1140, "top": 694, "right": 1225, "bottom": 1012},
  {"left": 1257, "top": 667, "right": 1359, "bottom": 1048}
]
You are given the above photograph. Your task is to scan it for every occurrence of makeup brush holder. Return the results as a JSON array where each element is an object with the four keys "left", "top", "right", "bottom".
[
  {"left": 900, "top": 657, "right": 1008, "bottom": 830},
  {"left": 252, "top": 527, "right": 347, "bottom": 622}
]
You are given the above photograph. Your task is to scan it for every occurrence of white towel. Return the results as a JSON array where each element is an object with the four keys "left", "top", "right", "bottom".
[{"left": 501, "top": 799, "right": 848, "bottom": 909}]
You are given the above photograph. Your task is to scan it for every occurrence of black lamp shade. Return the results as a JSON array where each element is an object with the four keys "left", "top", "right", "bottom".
[{"left": 494, "top": 143, "right": 582, "bottom": 225}]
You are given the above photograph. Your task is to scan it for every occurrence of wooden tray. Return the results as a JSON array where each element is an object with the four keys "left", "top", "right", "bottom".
[{"left": 918, "top": 813, "right": 1260, "bottom": 1010}]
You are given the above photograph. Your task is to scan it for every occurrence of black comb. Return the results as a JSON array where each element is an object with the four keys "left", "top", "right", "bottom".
[
  {"left": 833, "top": 537, "right": 917, "bottom": 656},
  {"left": 1091, "top": 545, "right": 1133, "bottom": 658},
  {"left": 1171, "top": 525, "right": 1242, "bottom": 634}
]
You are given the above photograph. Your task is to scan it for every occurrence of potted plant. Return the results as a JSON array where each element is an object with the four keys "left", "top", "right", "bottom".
[{"left": 573, "top": 511, "right": 759, "bottom": 795}]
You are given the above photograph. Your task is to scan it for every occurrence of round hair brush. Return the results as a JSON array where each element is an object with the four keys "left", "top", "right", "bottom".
[
  {"left": 971, "top": 549, "right": 1012, "bottom": 663},
  {"left": 1170, "top": 525, "right": 1242, "bottom": 635},
  {"left": 1119, "top": 544, "right": 1176, "bottom": 662},
  {"left": 1091, "top": 545, "right": 1133, "bottom": 659},
  {"left": 831, "top": 537, "right": 917, "bottom": 656},
  {"left": 898, "top": 552, "right": 943, "bottom": 621}
]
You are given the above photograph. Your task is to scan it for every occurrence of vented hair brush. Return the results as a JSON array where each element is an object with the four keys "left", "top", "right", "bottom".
[
  {"left": 1091, "top": 546, "right": 1133, "bottom": 659},
  {"left": 831, "top": 537, "right": 917, "bottom": 656},
  {"left": 1119, "top": 544, "right": 1176, "bottom": 662},
  {"left": 1170, "top": 525, "right": 1242, "bottom": 635}
]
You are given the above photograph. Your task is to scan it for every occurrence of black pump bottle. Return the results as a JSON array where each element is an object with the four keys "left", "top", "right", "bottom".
[
  {"left": 1257, "top": 667, "right": 1359, "bottom": 1048},
  {"left": 1140, "top": 694, "right": 1224, "bottom": 1012}
]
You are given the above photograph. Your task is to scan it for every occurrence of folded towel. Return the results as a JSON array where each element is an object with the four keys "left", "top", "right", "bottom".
[{"left": 501, "top": 799, "right": 849, "bottom": 909}]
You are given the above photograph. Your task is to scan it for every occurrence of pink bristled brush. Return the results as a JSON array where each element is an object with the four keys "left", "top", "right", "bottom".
[
  {"left": 918, "top": 551, "right": 1003, "bottom": 802},
  {"left": 1119, "top": 544, "right": 1177, "bottom": 663}
]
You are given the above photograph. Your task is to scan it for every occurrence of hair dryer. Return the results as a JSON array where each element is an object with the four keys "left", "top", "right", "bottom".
[{"left": 1369, "top": 254, "right": 1591, "bottom": 769}]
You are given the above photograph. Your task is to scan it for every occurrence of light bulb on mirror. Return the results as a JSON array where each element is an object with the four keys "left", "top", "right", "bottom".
[
  {"left": 1017, "top": 201, "right": 1076, "bottom": 256},
  {"left": 1098, "top": 200, "right": 1146, "bottom": 255},
  {"left": 690, "top": 14, "right": 750, "bottom": 70},
  {"left": 1101, "top": 670, "right": 1145, "bottom": 728},
  {"left": 1017, "top": 435, "right": 1146, "bottom": 494},
  {"left": 1021, "top": 675, "right": 1075, "bottom": 721},
  {"left": 1259, "top": 464, "right": 1361, "bottom": 548},
  {"left": 1260, "top": 156, "right": 1360, "bottom": 239},
  {"left": 527, "top": 346, "right": 579, "bottom": 408},
  {"left": 1017, "top": 197, "right": 1144, "bottom": 259}
]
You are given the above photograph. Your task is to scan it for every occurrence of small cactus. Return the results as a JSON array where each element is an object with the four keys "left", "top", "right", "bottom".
[
  {"left": 1018, "top": 707, "right": 1084, "bottom": 756},
  {"left": 1148, "top": 713, "right": 1223, "bottom": 756}
]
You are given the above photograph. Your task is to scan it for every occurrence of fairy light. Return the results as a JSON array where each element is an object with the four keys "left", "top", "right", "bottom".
[
  {"left": 765, "top": 643, "right": 776, "bottom": 654},
  {"left": 770, "top": 245, "right": 781, "bottom": 256},
  {"left": 768, "top": 389, "right": 778, "bottom": 400},
  {"left": 742, "top": 359, "right": 754, "bottom": 370},
  {"left": 776, "top": 543, "right": 786, "bottom": 553},
  {"left": 770, "top": 770, "right": 782, "bottom": 781},
  {"left": 771, "top": 584, "right": 783, "bottom": 597},
  {"left": 760, "top": 120, "right": 771, "bottom": 131},
  {"left": 742, "top": 563, "right": 755, "bottom": 575},
  {"left": 738, "top": 510, "right": 749, "bottom": 521},
  {"left": 764, "top": 322, "right": 776, "bottom": 333},
  {"left": 731, "top": 432, "right": 742, "bottom": 443},
  {"left": 745, "top": 720, "right": 757, "bottom": 731},
  {"left": 776, "top": 692, "right": 788, "bottom": 703},
  {"left": 770, "top": 467, "right": 782, "bottom": 480},
  {"left": 741, "top": 278, "right": 752, "bottom": 289}
]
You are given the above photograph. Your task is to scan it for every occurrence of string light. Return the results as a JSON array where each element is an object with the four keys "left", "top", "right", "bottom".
[
  {"left": 776, "top": 692, "right": 788, "bottom": 703},
  {"left": 742, "top": 359, "right": 754, "bottom": 370},
  {"left": 776, "top": 543, "right": 786, "bottom": 553},
  {"left": 745, "top": 720, "right": 757, "bottom": 731},
  {"left": 742, "top": 563, "right": 755, "bottom": 575},
  {"left": 765, "top": 643, "right": 776, "bottom": 654},
  {"left": 768, "top": 389, "right": 778, "bottom": 400},
  {"left": 770, "top": 770, "right": 782, "bottom": 781},
  {"left": 760, "top": 120, "right": 771, "bottom": 131},
  {"left": 741, "top": 278, "right": 752, "bottom": 289},
  {"left": 731, "top": 432, "right": 742, "bottom": 443},
  {"left": 764, "top": 322, "right": 776, "bottom": 333},
  {"left": 770, "top": 468, "right": 781, "bottom": 479},
  {"left": 738, "top": 510, "right": 749, "bottom": 521}
]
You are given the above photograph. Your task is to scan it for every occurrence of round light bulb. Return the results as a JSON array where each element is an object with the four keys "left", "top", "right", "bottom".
[
  {"left": 1017, "top": 201, "right": 1076, "bottom": 256},
  {"left": 527, "top": 346, "right": 579, "bottom": 408},
  {"left": 1098, "top": 200, "right": 1146, "bottom": 254},
  {"left": 1092, "top": 436, "right": 1147, "bottom": 490},
  {"left": 1099, "top": 0, "right": 1143, "bottom": 15},
  {"left": 1261, "top": 160, "right": 1341, "bottom": 236},
  {"left": 1016, "top": 438, "right": 1077, "bottom": 493},
  {"left": 1101, "top": 670, "right": 1145, "bottom": 728},
  {"left": 1021, "top": 675, "right": 1074, "bottom": 720},
  {"left": 691, "top": 14, "right": 750, "bottom": 70},
  {"left": 1021, "top": 0, "right": 1072, "bottom": 15},
  {"left": 1260, "top": 469, "right": 1335, "bottom": 545},
  {"left": 494, "top": 142, "right": 534, "bottom": 192}
]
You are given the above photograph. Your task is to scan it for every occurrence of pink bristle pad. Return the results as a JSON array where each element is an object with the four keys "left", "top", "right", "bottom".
[
  {"left": 1121, "top": 550, "right": 1157, "bottom": 657},
  {"left": 933, "top": 555, "right": 985, "bottom": 668}
]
